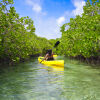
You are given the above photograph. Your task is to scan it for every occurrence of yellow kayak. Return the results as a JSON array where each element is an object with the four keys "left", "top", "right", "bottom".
[
  {"left": 38, "top": 56, "right": 64, "bottom": 66},
  {"left": 53, "top": 55, "right": 58, "bottom": 57}
]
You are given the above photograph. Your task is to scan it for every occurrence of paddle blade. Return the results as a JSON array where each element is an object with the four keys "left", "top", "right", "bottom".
[{"left": 54, "top": 41, "right": 60, "bottom": 48}]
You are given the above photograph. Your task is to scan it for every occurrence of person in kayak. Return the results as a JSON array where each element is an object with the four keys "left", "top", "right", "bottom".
[{"left": 44, "top": 49, "right": 54, "bottom": 61}]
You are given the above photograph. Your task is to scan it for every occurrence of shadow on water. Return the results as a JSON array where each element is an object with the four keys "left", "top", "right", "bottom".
[{"left": 0, "top": 56, "right": 100, "bottom": 100}]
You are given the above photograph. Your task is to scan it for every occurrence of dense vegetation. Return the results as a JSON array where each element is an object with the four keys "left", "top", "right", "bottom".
[
  {"left": 57, "top": 0, "right": 100, "bottom": 61},
  {"left": 0, "top": 0, "right": 52, "bottom": 63},
  {"left": 0, "top": 0, "right": 100, "bottom": 64}
]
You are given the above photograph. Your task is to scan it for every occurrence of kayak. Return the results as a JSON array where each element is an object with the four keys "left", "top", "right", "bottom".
[
  {"left": 38, "top": 56, "right": 64, "bottom": 66},
  {"left": 53, "top": 55, "right": 57, "bottom": 57}
]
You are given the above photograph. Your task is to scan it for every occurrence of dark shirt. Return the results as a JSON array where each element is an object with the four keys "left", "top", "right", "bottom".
[{"left": 45, "top": 53, "right": 54, "bottom": 60}]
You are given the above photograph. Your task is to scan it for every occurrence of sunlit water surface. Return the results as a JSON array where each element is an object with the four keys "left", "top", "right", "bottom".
[{"left": 0, "top": 56, "right": 100, "bottom": 100}]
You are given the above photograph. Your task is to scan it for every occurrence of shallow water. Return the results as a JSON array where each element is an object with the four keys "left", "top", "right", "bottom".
[{"left": 0, "top": 56, "right": 100, "bottom": 100}]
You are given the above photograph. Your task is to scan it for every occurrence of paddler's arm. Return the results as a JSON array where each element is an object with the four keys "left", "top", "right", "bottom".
[
  {"left": 44, "top": 54, "right": 48, "bottom": 60},
  {"left": 40, "top": 54, "right": 48, "bottom": 63}
]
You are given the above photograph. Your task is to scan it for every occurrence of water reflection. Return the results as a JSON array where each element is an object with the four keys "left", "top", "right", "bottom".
[
  {"left": 40, "top": 65, "right": 64, "bottom": 84},
  {"left": 42, "top": 65, "right": 64, "bottom": 72},
  {"left": 49, "top": 65, "right": 64, "bottom": 72},
  {"left": 32, "top": 64, "right": 65, "bottom": 100},
  {"left": 0, "top": 57, "right": 100, "bottom": 100}
]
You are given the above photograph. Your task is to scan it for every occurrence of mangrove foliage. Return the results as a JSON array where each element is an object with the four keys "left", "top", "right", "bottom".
[
  {"left": 58, "top": 0, "right": 100, "bottom": 60},
  {"left": 0, "top": 0, "right": 52, "bottom": 63}
]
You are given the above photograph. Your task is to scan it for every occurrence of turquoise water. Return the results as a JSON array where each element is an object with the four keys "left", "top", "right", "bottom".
[{"left": 0, "top": 56, "right": 100, "bottom": 100}]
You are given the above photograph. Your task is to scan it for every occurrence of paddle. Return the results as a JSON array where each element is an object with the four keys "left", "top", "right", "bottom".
[
  {"left": 40, "top": 41, "right": 60, "bottom": 63},
  {"left": 53, "top": 41, "right": 60, "bottom": 48}
]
